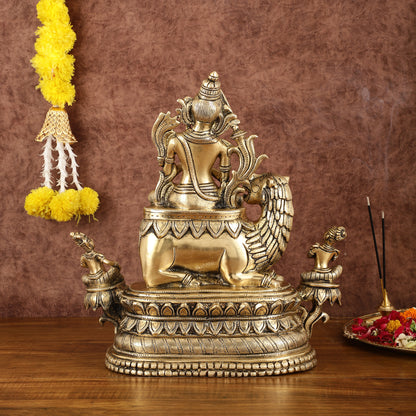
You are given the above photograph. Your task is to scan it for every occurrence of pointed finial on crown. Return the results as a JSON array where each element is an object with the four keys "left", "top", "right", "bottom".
[{"left": 198, "top": 72, "right": 221, "bottom": 101}]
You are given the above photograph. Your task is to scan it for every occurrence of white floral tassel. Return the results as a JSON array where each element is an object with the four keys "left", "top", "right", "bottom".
[
  {"left": 65, "top": 143, "right": 82, "bottom": 190},
  {"left": 40, "top": 135, "right": 54, "bottom": 188},
  {"left": 55, "top": 140, "right": 68, "bottom": 193}
]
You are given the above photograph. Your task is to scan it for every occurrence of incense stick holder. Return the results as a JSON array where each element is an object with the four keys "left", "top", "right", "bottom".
[{"left": 378, "top": 289, "right": 395, "bottom": 316}]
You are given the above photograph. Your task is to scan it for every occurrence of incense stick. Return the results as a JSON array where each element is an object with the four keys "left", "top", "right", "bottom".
[
  {"left": 382, "top": 211, "right": 386, "bottom": 291},
  {"left": 366, "top": 197, "right": 384, "bottom": 289}
]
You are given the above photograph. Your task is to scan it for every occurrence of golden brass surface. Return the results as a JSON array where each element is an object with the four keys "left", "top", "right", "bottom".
[
  {"left": 105, "top": 282, "right": 316, "bottom": 377},
  {"left": 378, "top": 288, "right": 395, "bottom": 315},
  {"left": 72, "top": 72, "right": 346, "bottom": 376},
  {"left": 36, "top": 106, "right": 77, "bottom": 144},
  {"left": 142, "top": 74, "right": 293, "bottom": 288},
  {"left": 298, "top": 226, "right": 347, "bottom": 336},
  {"left": 71, "top": 232, "right": 126, "bottom": 327}
]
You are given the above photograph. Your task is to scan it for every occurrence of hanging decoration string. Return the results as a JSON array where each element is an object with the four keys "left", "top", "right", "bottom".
[{"left": 24, "top": 0, "right": 99, "bottom": 222}]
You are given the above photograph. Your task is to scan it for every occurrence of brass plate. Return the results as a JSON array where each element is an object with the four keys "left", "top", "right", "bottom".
[{"left": 344, "top": 311, "right": 416, "bottom": 354}]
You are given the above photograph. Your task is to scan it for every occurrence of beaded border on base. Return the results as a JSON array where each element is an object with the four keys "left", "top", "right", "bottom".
[{"left": 105, "top": 348, "right": 317, "bottom": 377}]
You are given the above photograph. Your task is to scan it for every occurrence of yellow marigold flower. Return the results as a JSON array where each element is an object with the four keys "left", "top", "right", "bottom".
[
  {"left": 401, "top": 307, "right": 416, "bottom": 321},
  {"left": 32, "top": 54, "right": 75, "bottom": 83},
  {"left": 78, "top": 187, "right": 100, "bottom": 217},
  {"left": 32, "top": 0, "right": 76, "bottom": 107},
  {"left": 386, "top": 319, "right": 402, "bottom": 334},
  {"left": 49, "top": 189, "right": 80, "bottom": 222},
  {"left": 37, "top": 0, "right": 70, "bottom": 25},
  {"left": 24, "top": 186, "right": 56, "bottom": 219},
  {"left": 35, "top": 24, "right": 76, "bottom": 55},
  {"left": 38, "top": 77, "right": 75, "bottom": 108}
]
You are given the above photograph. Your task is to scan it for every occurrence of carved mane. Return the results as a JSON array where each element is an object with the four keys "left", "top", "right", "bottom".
[{"left": 245, "top": 175, "right": 293, "bottom": 272}]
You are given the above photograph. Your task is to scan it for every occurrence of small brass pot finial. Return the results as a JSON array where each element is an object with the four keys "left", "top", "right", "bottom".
[
  {"left": 70, "top": 231, "right": 126, "bottom": 327},
  {"left": 298, "top": 226, "right": 347, "bottom": 336}
]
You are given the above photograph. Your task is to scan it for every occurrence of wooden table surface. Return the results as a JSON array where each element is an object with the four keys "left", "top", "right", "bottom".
[{"left": 0, "top": 317, "right": 415, "bottom": 416}]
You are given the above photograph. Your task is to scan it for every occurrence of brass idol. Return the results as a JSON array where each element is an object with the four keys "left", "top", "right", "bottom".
[{"left": 72, "top": 72, "right": 346, "bottom": 376}]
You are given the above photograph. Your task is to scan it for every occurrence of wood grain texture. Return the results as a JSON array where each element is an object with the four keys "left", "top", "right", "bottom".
[{"left": 0, "top": 318, "right": 415, "bottom": 415}]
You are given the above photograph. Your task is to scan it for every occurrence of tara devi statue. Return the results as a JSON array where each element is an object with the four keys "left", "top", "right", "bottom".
[
  {"left": 71, "top": 72, "right": 346, "bottom": 377},
  {"left": 140, "top": 71, "right": 293, "bottom": 289}
]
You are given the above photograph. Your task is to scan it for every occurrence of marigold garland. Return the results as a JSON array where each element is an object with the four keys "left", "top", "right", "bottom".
[
  {"left": 32, "top": 0, "right": 76, "bottom": 108},
  {"left": 25, "top": 0, "right": 99, "bottom": 223}
]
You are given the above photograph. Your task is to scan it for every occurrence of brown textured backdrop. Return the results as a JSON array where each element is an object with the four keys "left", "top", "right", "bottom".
[{"left": 1, "top": 0, "right": 415, "bottom": 318}]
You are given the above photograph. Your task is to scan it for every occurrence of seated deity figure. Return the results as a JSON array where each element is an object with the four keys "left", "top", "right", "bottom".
[{"left": 152, "top": 72, "right": 234, "bottom": 210}]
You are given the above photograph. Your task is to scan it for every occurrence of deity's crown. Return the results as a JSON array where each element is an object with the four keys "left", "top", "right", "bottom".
[{"left": 198, "top": 72, "right": 221, "bottom": 101}]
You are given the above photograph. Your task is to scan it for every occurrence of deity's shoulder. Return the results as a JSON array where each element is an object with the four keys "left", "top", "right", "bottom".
[{"left": 181, "top": 130, "right": 219, "bottom": 145}]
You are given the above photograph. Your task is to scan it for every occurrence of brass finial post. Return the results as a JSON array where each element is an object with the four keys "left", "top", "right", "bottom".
[
  {"left": 378, "top": 288, "right": 395, "bottom": 316},
  {"left": 378, "top": 210, "right": 394, "bottom": 315},
  {"left": 367, "top": 199, "right": 395, "bottom": 314}
]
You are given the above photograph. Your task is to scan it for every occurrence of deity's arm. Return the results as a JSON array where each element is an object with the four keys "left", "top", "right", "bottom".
[
  {"left": 307, "top": 243, "right": 320, "bottom": 258},
  {"left": 162, "top": 138, "right": 176, "bottom": 176},
  {"left": 219, "top": 144, "right": 231, "bottom": 184},
  {"left": 90, "top": 252, "right": 119, "bottom": 270},
  {"left": 330, "top": 248, "right": 340, "bottom": 261},
  {"left": 102, "top": 257, "right": 120, "bottom": 269},
  {"left": 80, "top": 255, "right": 88, "bottom": 268}
]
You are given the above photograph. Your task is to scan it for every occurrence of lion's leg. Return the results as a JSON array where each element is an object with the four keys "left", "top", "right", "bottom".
[
  {"left": 219, "top": 250, "right": 268, "bottom": 288},
  {"left": 141, "top": 236, "right": 199, "bottom": 287},
  {"left": 219, "top": 251, "right": 282, "bottom": 288},
  {"left": 218, "top": 250, "right": 234, "bottom": 286},
  {"left": 145, "top": 268, "right": 193, "bottom": 288},
  {"left": 153, "top": 268, "right": 200, "bottom": 287},
  {"left": 143, "top": 252, "right": 196, "bottom": 287},
  {"left": 140, "top": 235, "right": 179, "bottom": 287},
  {"left": 232, "top": 272, "right": 282, "bottom": 288}
]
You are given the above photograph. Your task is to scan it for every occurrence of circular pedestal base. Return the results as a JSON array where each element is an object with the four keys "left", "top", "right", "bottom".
[{"left": 105, "top": 283, "right": 316, "bottom": 377}]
